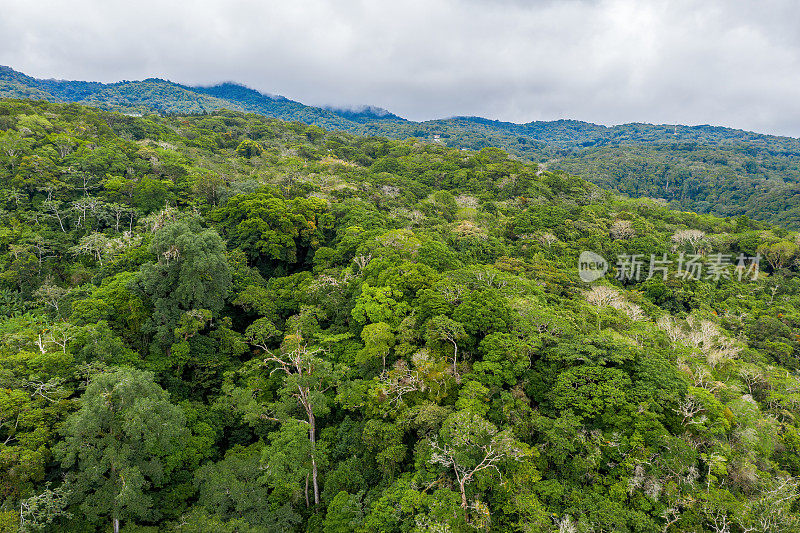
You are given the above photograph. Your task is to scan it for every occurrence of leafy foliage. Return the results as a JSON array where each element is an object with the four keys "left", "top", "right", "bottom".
[{"left": 0, "top": 99, "right": 799, "bottom": 531}]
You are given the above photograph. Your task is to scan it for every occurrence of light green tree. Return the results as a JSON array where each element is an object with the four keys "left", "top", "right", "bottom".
[
  {"left": 358, "top": 321, "right": 395, "bottom": 373},
  {"left": 429, "top": 410, "right": 527, "bottom": 512},
  {"left": 235, "top": 139, "right": 263, "bottom": 158}
]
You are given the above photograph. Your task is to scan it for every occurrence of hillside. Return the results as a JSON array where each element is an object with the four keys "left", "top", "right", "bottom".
[
  {"left": 4, "top": 66, "right": 800, "bottom": 229},
  {"left": 1, "top": 99, "right": 800, "bottom": 531}
]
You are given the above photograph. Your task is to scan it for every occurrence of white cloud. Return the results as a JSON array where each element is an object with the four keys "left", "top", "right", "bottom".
[{"left": 2, "top": 0, "right": 800, "bottom": 135}]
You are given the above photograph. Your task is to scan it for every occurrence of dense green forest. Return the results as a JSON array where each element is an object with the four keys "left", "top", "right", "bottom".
[
  {"left": 5, "top": 66, "right": 800, "bottom": 230},
  {"left": 2, "top": 99, "right": 800, "bottom": 531}
]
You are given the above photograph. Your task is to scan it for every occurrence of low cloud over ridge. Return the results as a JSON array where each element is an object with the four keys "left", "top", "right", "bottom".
[{"left": 2, "top": 0, "right": 800, "bottom": 135}]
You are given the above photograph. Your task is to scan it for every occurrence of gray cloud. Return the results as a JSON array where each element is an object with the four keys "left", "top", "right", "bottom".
[{"left": 2, "top": 0, "right": 800, "bottom": 135}]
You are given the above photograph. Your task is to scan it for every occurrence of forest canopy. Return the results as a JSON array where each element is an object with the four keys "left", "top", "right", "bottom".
[{"left": 1, "top": 99, "right": 800, "bottom": 531}]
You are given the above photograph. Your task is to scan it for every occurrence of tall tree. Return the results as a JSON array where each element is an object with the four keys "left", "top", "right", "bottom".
[
  {"left": 254, "top": 334, "right": 341, "bottom": 506},
  {"left": 56, "top": 368, "right": 188, "bottom": 532},
  {"left": 425, "top": 315, "right": 467, "bottom": 375},
  {"left": 429, "top": 410, "right": 527, "bottom": 512},
  {"left": 136, "top": 218, "right": 231, "bottom": 349}
]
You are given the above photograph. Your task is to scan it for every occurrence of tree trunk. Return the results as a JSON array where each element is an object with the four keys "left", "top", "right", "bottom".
[
  {"left": 311, "top": 454, "right": 319, "bottom": 505},
  {"left": 54, "top": 210, "right": 66, "bottom": 233},
  {"left": 309, "top": 412, "right": 319, "bottom": 505},
  {"left": 305, "top": 474, "right": 310, "bottom": 507},
  {"left": 459, "top": 479, "right": 467, "bottom": 509},
  {"left": 112, "top": 462, "right": 121, "bottom": 533},
  {"left": 451, "top": 339, "right": 458, "bottom": 374}
]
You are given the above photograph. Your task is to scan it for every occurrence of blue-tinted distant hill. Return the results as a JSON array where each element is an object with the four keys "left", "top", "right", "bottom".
[
  {"left": 5, "top": 65, "right": 793, "bottom": 149},
  {"left": 0, "top": 66, "right": 373, "bottom": 130}
]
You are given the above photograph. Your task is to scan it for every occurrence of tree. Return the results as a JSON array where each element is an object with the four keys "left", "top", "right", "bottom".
[
  {"left": 429, "top": 410, "right": 527, "bottom": 512},
  {"left": 358, "top": 321, "right": 395, "bottom": 373},
  {"left": 362, "top": 419, "right": 406, "bottom": 476},
  {"left": 191, "top": 170, "right": 227, "bottom": 205},
  {"left": 0, "top": 130, "right": 32, "bottom": 171},
  {"left": 18, "top": 482, "right": 72, "bottom": 532},
  {"left": 425, "top": 315, "right": 467, "bottom": 375},
  {"left": 351, "top": 284, "right": 410, "bottom": 327},
  {"left": 174, "top": 308, "right": 213, "bottom": 341},
  {"left": 257, "top": 334, "right": 341, "bottom": 506},
  {"left": 69, "top": 232, "right": 110, "bottom": 265},
  {"left": 671, "top": 229, "right": 706, "bottom": 251},
  {"left": 758, "top": 240, "right": 798, "bottom": 271},
  {"left": 32, "top": 277, "right": 67, "bottom": 315},
  {"left": 137, "top": 218, "right": 231, "bottom": 348},
  {"left": 235, "top": 139, "right": 263, "bottom": 158},
  {"left": 323, "top": 491, "right": 364, "bottom": 533},
  {"left": 474, "top": 332, "right": 535, "bottom": 387},
  {"left": 453, "top": 289, "right": 512, "bottom": 338},
  {"left": 550, "top": 365, "right": 632, "bottom": 421},
  {"left": 56, "top": 368, "right": 188, "bottom": 532},
  {"left": 193, "top": 442, "right": 302, "bottom": 529},
  {"left": 610, "top": 219, "right": 636, "bottom": 240},
  {"left": 244, "top": 317, "right": 281, "bottom": 352},
  {"left": 210, "top": 191, "right": 332, "bottom": 268}
]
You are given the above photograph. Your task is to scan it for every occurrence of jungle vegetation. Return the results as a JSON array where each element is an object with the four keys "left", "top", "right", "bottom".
[{"left": 1, "top": 99, "right": 800, "bottom": 531}]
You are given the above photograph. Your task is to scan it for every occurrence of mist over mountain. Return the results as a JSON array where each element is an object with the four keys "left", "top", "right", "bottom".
[
  {"left": 5, "top": 65, "right": 795, "bottom": 146},
  {"left": 323, "top": 104, "right": 403, "bottom": 122}
]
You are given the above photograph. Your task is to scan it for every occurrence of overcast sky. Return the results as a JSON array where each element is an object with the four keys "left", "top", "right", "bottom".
[{"left": 2, "top": 0, "right": 800, "bottom": 136}]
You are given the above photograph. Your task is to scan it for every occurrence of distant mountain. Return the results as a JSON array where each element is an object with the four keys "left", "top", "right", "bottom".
[
  {"left": 4, "top": 65, "right": 800, "bottom": 227},
  {"left": 4, "top": 65, "right": 793, "bottom": 148},
  {"left": 0, "top": 66, "right": 364, "bottom": 130},
  {"left": 323, "top": 104, "right": 404, "bottom": 123}
]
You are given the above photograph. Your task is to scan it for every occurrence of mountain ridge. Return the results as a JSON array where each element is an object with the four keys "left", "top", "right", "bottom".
[
  {"left": 5, "top": 65, "right": 800, "bottom": 228},
  {"left": 2, "top": 65, "right": 795, "bottom": 144}
]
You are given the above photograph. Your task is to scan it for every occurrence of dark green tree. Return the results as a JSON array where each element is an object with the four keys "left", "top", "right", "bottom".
[
  {"left": 137, "top": 218, "right": 231, "bottom": 349},
  {"left": 56, "top": 368, "right": 188, "bottom": 532}
]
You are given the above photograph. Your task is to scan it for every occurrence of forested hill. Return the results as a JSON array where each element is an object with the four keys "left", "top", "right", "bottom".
[
  {"left": 0, "top": 65, "right": 378, "bottom": 130},
  {"left": 3, "top": 98, "right": 800, "bottom": 531},
  {"left": 4, "top": 66, "right": 800, "bottom": 228}
]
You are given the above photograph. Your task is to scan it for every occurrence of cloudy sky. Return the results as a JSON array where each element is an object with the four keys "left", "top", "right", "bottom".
[{"left": 2, "top": 0, "right": 800, "bottom": 136}]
